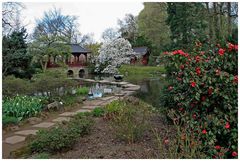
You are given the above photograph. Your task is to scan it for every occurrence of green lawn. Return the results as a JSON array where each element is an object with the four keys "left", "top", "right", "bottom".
[{"left": 119, "top": 65, "right": 165, "bottom": 75}]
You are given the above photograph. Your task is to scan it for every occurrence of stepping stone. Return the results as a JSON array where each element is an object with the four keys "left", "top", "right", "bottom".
[
  {"left": 124, "top": 85, "right": 140, "bottom": 91},
  {"left": 32, "top": 122, "right": 55, "bottom": 128},
  {"left": 99, "top": 80, "right": 110, "bottom": 83},
  {"left": 108, "top": 97, "right": 119, "bottom": 102},
  {"left": 109, "top": 82, "right": 119, "bottom": 85},
  {"left": 52, "top": 117, "right": 71, "bottom": 122},
  {"left": 115, "top": 93, "right": 125, "bottom": 97},
  {"left": 76, "top": 109, "right": 92, "bottom": 113},
  {"left": 100, "top": 96, "right": 115, "bottom": 101},
  {"left": 59, "top": 112, "right": 77, "bottom": 117},
  {"left": 122, "top": 84, "right": 138, "bottom": 88},
  {"left": 118, "top": 82, "right": 128, "bottom": 85},
  {"left": 15, "top": 130, "right": 38, "bottom": 136},
  {"left": 85, "top": 79, "right": 96, "bottom": 82},
  {"left": 84, "top": 100, "right": 104, "bottom": 106},
  {"left": 100, "top": 97, "right": 119, "bottom": 106},
  {"left": 122, "top": 90, "right": 136, "bottom": 96},
  {"left": 5, "top": 135, "right": 26, "bottom": 144},
  {"left": 81, "top": 105, "right": 98, "bottom": 109}
]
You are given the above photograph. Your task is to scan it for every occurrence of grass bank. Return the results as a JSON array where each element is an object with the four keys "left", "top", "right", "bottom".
[{"left": 119, "top": 65, "right": 165, "bottom": 76}]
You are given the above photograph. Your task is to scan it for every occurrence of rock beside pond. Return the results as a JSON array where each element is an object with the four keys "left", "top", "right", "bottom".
[
  {"left": 125, "top": 96, "right": 140, "bottom": 105},
  {"left": 76, "top": 96, "right": 87, "bottom": 104},
  {"left": 46, "top": 101, "right": 64, "bottom": 111},
  {"left": 27, "top": 117, "right": 42, "bottom": 125},
  {"left": 8, "top": 125, "right": 20, "bottom": 131}
]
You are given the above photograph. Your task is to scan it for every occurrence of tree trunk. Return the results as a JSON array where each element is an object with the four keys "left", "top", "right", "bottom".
[
  {"left": 206, "top": 2, "right": 214, "bottom": 41},
  {"left": 213, "top": 2, "right": 220, "bottom": 40},
  {"left": 227, "top": 2, "right": 232, "bottom": 36},
  {"left": 219, "top": 3, "right": 224, "bottom": 39}
]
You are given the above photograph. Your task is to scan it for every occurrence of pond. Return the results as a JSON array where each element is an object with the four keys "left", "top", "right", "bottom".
[
  {"left": 80, "top": 73, "right": 168, "bottom": 108},
  {"left": 124, "top": 76, "right": 168, "bottom": 108}
]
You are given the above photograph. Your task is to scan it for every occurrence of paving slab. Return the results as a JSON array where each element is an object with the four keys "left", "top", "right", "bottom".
[
  {"left": 114, "top": 93, "right": 125, "bottom": 97},
  {"left": 122, "top": 84, "right": 138, "bottom": 88},
  {"left": 59, "top": 112, "right": 78, "bottom": 117},
  {"left": 84, "top": 79, "right": 96, "bottom": 82},
  {"left": 32, "top": 122, "right": 55, "bottom": 128},
  {"left": 83, "top": 100, "right": 104, "bottom": 106},
  {"left": 81, "top": 105, "right": 98, "bottom": 109},
  {"left": 122, "top": 90, "right": 136, "bottom": 96},
  {"left": 15, "top": 130, "right": 38, "bottom": 136},
  {"left": 117, "top": 82, "right": 129, "bottom": 85},
  {"left": 76, "top": 109, "right": 92, "bottom": 113},
  {"left": 124, "top": 85, "right": 141, "bottom": 91},
  {"left": 109, "top": 82, "right": 119, "bottom": 85},
  {"left": 99, "top": 80, "right": 110, "bottom": 83},
  {"left": 100, "top": 97, "right": 119, "bottom": 106},
  {"left": 100, "top": 96, "right": 115, "bottom": 101},
  {"left": 52, "top": 117, "right": 71, "bottom": 122},
  {"left": 5, "top": 135, "right": 26, "bottom": 145}
]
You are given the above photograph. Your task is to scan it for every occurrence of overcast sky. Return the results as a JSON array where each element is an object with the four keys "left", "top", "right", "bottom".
[{"left": 21, "top": 2, "right": 144, "bottom": 42}]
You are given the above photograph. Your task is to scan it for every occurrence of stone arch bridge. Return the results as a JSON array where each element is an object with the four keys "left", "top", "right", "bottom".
[{"left": 67, "top": 67, "right": 88, "bottom": 78}]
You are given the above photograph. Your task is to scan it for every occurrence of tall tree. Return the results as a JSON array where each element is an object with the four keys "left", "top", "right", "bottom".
[
  {"left": 118, "top": 14, "right": 138, "bottom": 43},
  {"left": 101, "top": 28, "right": 120, "bottom": 42},
  {"left": 30, "top": 8, "right": 76, "bottom": 71},
  {"left": 138, "top": 2, "right": 171, "bottom": 53},
  {"left": 166, "top": 2, "right": 208, "bottom": 50},
  {"left": 2, "top": 2, "right": 25, "bottom": 35},
  {"left": 2, "top": 28, "right": 32, "bottom": 78},
  {"left": 95, "top": 38, "right": 135, "bottom": 74}
]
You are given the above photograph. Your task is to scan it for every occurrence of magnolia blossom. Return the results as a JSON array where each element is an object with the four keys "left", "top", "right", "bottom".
[{"left": 95, "top": 38, "right": 136, "bottom": 74}]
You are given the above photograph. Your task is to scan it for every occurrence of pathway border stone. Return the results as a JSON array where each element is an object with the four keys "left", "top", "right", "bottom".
[
  {"left": 59, "top": 112, "right": 78, "bottom": 117},
  {"left": 52, "top": 117, "right": 71, "bottom": 122},
  {"left": 5, "top": 136, "right": 26, "bottom": 145},
  {"left": 32, "top": 122, "right": 55, "bottom": 128},
  {"left": 15, "top": 130, "right": 38, "bottom": 136}
]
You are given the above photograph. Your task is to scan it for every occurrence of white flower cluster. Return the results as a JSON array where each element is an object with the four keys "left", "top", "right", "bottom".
[{"left": 95, "top": 38, "right": 135, "bottom": 74}]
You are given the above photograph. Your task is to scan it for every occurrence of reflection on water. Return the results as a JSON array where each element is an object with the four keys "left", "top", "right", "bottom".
[
  {"left": 130, "top": 77, "right": 167, "bottom": 108},
  {"left": 78, "top": 73, "right": 167, "bottom": 108}
]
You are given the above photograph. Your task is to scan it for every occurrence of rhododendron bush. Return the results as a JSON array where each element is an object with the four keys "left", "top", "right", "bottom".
[{"left": 163, "top": 42, "right": 238, "bottom": 158}]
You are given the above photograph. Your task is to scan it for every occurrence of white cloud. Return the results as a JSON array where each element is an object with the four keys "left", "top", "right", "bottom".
[{"left": 21, "top": 2, "right": 144, "bottom": 42}]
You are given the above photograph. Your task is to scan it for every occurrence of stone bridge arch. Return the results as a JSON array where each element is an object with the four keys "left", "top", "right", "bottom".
[{"left": 67, "top": 67, "right": 88, "bottom": 78}]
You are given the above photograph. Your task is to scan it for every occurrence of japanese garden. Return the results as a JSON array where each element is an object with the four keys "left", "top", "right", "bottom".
[{"left": 2, "top": 2, "right": 238, "bottom": 159}]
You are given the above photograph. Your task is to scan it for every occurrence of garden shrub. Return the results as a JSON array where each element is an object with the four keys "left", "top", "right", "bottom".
[
  {"left": 2, "top": 115, "right": 18, "bottom": 126},
  {"left": 32, "top": 152, "right": 50, "bottom": 159},
  {"left": 105, "top": 97, "right": 151, "bottom": 143},
  {"left": 92, "top": 107, "right": 105, "bottom": 117},
  {"left": 29, "top": 114, "right": 94, "bottom": 154},
  {"left": 32, "top": 70, "right": 78, "bottom": 97},
  {"left": 163, "top": 41, "right": 238, "bottom": 158},
  {"left": 2, "top": 76, "right": 33, "bottom": 97},
  {"left": 3, "top": 70, "right": 79, "bottom": 99},
  {"left": 3, "top": 96, "right": 46, "bottom": 121},
  {"left": 76, "top": 87, "right": 89, "bottom": 95}
]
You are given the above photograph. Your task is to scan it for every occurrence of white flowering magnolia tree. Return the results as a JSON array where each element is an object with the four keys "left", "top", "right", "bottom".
[{"left": 95, "top": 38, "right": 136, "bottom": 74}]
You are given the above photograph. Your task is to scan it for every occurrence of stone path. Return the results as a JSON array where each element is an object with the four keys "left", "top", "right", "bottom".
[{"left": 3, "top": 80, "right": 141, "bottom": 158}]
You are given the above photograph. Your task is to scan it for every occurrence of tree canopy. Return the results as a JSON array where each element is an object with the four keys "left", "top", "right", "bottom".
[
  {"left": 138, "top": 2, "right": 171, "bottom": 53},
  {"left": 3, "top": 28, "right": 32, "bottom": 78}
]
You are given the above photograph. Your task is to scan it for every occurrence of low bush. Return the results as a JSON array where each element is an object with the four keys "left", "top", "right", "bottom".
[
  {"left": 92, "top": 107, "right": 105, "bottom": 117},
  {"left": 29, "top": 114, "right": 94, "bottom": 154},
  {"left": 3, "top": 70, "right": 78, "bottom": 99},
  {"left": 2, "top": 115, "right": 18, "bottom": 126},
  {"left": 76, "top": 87, "right": 89, "bottom": 95},
  {"left": 2, "top": 76, "right": 33, "bottom": 98},
  {"left": 3, "top": 96, "right": 46, "bottom": 121},
  {"left": 32, "top": 152, "right": 50, "bottom": 159},
  {"left": 105, "top": 97, "right": 151, "bottom": 143}
]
